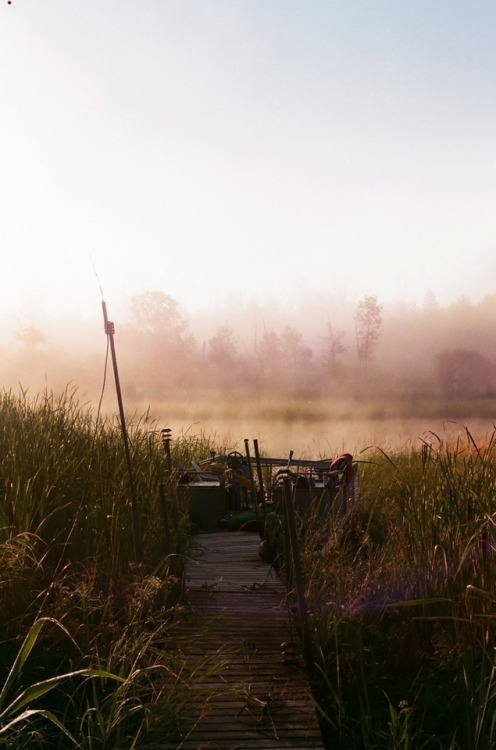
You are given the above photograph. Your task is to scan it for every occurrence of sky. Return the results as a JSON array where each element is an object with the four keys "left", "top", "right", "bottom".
[{"left": 1, "top": 0, "right": 496, "bottom": 331}]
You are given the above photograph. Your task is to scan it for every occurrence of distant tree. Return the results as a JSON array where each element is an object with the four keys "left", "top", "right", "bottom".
[
  {"left": 281, "top": 325, "right": 312, "bottom": 369},
  {"left": 434, "top": 347, "right": 494, "bottom": 399},
  {"left": 355, "top": 295, "right": 383, "bottom": 365},
  {"left": 321, "top": 321, "right": 347, "bottom": 375},
  {"left": 256, "top": 329, "right": 282, "bottom": 378},
  {"left": 130, "top": 290, "right": 193, "bottom": 348},
  {"left": 423, "top": 290, "right": 439, "bottom": 311},
  {"left": 207, "top": 326, "right": 237, "bottom": 364},
  {"left": 124, "top": 290, "right": 197, "bottom": 397},
  {"left": 15, "top": 323, "right": 45, "bottom": 348}
]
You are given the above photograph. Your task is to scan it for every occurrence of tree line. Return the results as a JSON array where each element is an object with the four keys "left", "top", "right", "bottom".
[
  {"left": 5, "top": 289, "right": 496, "bottom": 409},
  {"left": 117, "top": 290, "right": 496, "bottom": 405}
]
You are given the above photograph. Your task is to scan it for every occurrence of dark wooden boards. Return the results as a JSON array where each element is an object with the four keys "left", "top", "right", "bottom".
[{"left": 156, "top": 531, "right": 324, "bottom": 750}]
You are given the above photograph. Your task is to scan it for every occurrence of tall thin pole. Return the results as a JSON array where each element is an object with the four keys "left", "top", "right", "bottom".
[
  {"left": 244, "top": 438, "right": 260, "bottom": 521},
  {"left": 161, "top": 427, "right": 173, "bottom": 475},
  {"left": 102, "top": 300, "right": 142, "bottom": 563},
  {"left": 253, "top": 439, "right": 267, "bottom": 518},
  {"left": 282, "top": 477, "right": 314, "bottom": 684}
]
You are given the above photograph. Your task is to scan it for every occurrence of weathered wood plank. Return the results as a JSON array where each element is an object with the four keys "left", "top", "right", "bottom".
[{"left": 156, "top": 531, "right": 324, "bottom": 750}]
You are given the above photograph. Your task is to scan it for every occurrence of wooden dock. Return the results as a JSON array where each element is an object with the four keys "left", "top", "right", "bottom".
[{"left": 158, "top": 531, "right": 324, "bottom": 750}]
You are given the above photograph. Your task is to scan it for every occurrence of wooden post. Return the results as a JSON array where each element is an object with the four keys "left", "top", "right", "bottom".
[{"left": 102, "top": 300, "right": 142, "bottom": 563}]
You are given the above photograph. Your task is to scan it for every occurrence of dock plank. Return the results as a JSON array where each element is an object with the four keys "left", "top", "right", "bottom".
[{"left": 156, "top": 531, "right": 324, "bottom": 750}]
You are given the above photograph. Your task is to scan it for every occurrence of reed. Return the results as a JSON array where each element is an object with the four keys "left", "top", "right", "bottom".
[
  {"left": 5, "top": 385, "right": 496, "bottom": 747},
  {"left": 0, "top": 616, "right": 125, "bottom": 748},
  {"left": 296, "top": 427, "right": 496, "bottom": 748},
  {"left": 0, "top": 387, "right": 223, "bottom": 747}
]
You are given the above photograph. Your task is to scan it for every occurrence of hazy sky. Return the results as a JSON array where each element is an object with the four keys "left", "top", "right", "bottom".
[{"left": 1, "top": 1, "right": 495, "bottom": 327}]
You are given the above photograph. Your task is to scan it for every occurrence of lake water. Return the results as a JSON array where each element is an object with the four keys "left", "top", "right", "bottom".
[{"left": 156, "top": 412, "right": 496, "bottom": 459}]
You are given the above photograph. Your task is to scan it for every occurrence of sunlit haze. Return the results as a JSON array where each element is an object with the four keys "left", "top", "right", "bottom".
[{"left": 1, "top": 1, "right": 495, "bottom": 328}]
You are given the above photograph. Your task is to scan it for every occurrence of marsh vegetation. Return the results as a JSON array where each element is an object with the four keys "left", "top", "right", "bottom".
[
  {"left": 0, "top": 388, "right": 227, "bottom": 748},
  {"left": 3, "top": 284, "right": 496, "bottom": 748},
  {"left": 298, "top": 429, "right": 496, "bottom": 748},
  {"left": 2, "top": 387, "right": 496, "bottom": 748}
]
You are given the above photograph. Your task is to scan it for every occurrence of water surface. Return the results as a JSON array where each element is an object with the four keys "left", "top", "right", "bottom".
[{"left": 157, "top": 412, "right": 496, "bottom": 459}]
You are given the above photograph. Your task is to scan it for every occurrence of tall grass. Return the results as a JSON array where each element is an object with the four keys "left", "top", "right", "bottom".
[
  {"left": 6, "top": 387, "right": 496, "bottom": 747},
  {"left": 0, "top": 616, "right": 125, "bottom": 748},
  {"left": 0, "top": 386, "right": 222, "bottom": 588},
  {"left": 0, "top": 386, "right": 224, "bottom": 747},
  {"left": 295, "top": 427, "right": 496, "bottom": 748}
]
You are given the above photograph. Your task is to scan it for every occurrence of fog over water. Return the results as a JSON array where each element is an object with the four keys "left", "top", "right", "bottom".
[
  {"left": 2, "top": 287, "right": 496, "bottom": 460},
  {"left": 154, "top": 411, "right": 496, "bottom": 459},
  {"left": 156, "top": 403, "right": 495, "bottom": 459}
]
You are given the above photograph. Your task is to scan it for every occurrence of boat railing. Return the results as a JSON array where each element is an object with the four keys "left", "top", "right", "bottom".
[{"left": 189, "top": 452, "right": 359, "bottom": 511}]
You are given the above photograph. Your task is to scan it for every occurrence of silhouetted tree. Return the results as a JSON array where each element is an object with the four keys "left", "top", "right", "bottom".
[
  {"left": 207, "top": 326, "right": 237, "bottom": 364},
  {"left": 256, "top": 329, "right": 282, "bottom": 380},
  {"left": 15, "top": 323, "right": 45, "bottom": 348},
  {"left": 125, "top": 290, "right": 196, "bottom": 396},
  {"left": 423, "top": 289, "right": 439, "bottom": 311},
  {"left": 355, "top": 295, "right": 382, "bottom": 365},
  {"left": 131, "top": 290, "right": 193, "bottom": 348},
  {"left": 434, "top": 347, "right": 494, "bottom": 399},
  {"left": 281, "top": 325, "right": 312, "bottom": 369},
  {"left": 321, "top": 322, "right": 347, "bottom": 376}
]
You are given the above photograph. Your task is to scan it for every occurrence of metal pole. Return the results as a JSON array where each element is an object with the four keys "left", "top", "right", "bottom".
[
  {"left": 282, "top": 476, "right": 314, "bottom": 683},
  {"left": 244, "top": 438, "right": 260, "bottom": 521},
  {"left": 253, "top": 439, "right": 267, "bottom": 518},
  {"left": 102, "top": 300, "right": 142, "bottom": 563}
]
